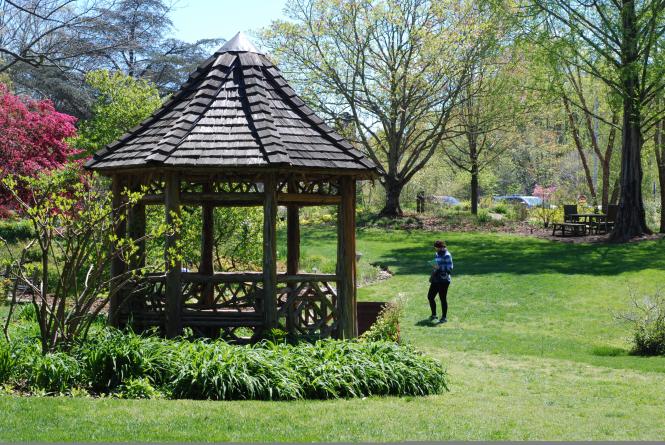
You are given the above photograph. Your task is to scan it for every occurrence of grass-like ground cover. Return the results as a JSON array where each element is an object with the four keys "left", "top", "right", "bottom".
[{"left": 1, "top": 228, "right": 665, "bottom": 441}]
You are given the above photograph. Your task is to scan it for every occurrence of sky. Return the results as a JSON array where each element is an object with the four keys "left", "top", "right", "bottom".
[{"left": 169, "top": 0, "right": 289, "bottom": 43}]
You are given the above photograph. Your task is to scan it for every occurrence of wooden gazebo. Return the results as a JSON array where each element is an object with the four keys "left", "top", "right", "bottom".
[{"left": 86, "top": 32, "right": 376, "bottom": 340}]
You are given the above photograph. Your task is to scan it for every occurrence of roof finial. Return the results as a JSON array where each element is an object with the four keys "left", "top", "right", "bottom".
[{"left": 218, "top": 31, "right": 262, "bottom": 54}]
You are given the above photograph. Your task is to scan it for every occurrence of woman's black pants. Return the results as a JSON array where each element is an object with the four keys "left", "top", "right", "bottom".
[{"left": 428, "top": 281, "right": 450, "bottom": 318}]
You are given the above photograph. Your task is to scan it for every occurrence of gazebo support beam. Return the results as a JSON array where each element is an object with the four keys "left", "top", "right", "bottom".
[
  {"left": 262, "top": 173, "right": 278, "bottom": 331},
  {"left": 200, "top": 183, "right": 215, "bottom": 306},
  {"left": 140, "top": 192, "right": 340, "bottom": 206},
  {"left": 127, "top": 179, "right": 146, "bottom": 271},
  {"left": 337, "top": 176, "right": 357, "bottom": 338},
  {"left": 286, "top": 179, "right": 300, "bottom": 335},
  {"left": 109, "top": 174, "right": 127, "bottom": 328},
  {"left": 286, "top": 180, "right": 300, "bottom": 276},
  {"left": 164, "top": 173, "right": 182, "bottom": 338}
]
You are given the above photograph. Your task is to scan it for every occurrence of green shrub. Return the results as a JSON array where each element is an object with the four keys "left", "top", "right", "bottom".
[
  {"left": 476, "top": 209, "right": 492, "bottom": 224},
  {"left": 507, "top": 203, "right": 528, "bottom": 222},
  {"left": 28, "top": 352, "right": 82, "bottom": 394},
  {"left": 492, "top": 203, "right": 509, "bottom": 215},
  {"left": 361, "top": 295, "right": 405, "bottom": 343},
  {"left": 77, "top": 329, "right": 172, "bottom": 391},
  {"left": 115, "top": 377, "right": 162, "bottom": 399},
  {"left": 0, "top": 340, "right": 13, "bottom": 384},
  {"left": 290, "top": 340, "right": 447, "bottom": 398},
  {"left": 0, "top": 219, "right": 34, "bottom": 243},
  {"left": 17, "top": 304, "right": 37, "bottom": 322},
  {"left": 170, "top": 341, "right": 303, "bottom": 400},
  {"left": 620, "top": 293, "right": 665, "bottom": 356},
  {"left": 2, "top": 329, "right": 448, "bottom": 400}
]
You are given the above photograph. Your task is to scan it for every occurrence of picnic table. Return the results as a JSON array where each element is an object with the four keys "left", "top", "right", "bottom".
[
  {"left": 553, "top": 213, "right": 608, "bottom": 236},
  {"left": 570, "top": 213, "right": 607, "bottom": 224}
]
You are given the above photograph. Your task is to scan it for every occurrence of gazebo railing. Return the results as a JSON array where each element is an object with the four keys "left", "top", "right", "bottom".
[
  {"left": 276, "top": 274, "right": 339, "bottom": 338},
  {"left": 121, "top": 272, "right": 339, "bottom": 340}
]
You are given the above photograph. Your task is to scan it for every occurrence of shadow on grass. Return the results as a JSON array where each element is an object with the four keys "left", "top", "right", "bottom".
[
  {"left": 378, "top": 234, "right": 665, "bottom": 277},
  {"left": 415, "top": 318, "right": 440, "bottom": 327}
]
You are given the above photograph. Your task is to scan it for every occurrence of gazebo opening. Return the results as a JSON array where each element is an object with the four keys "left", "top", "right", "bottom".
[{"left": 86, "top": 32, "right": 376, "bottom": 341}]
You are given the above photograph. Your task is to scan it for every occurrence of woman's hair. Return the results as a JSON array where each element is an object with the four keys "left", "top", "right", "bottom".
[{"left": 434, "top": 240, "right": 446, "bottom": 249}]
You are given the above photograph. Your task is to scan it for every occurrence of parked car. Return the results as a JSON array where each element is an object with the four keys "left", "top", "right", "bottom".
[
  {"left": 429, "top": 195, "right": 461, "bottom": 206},
  {"left": 493, "top": 195, "right": 542, "bottom": 208}
]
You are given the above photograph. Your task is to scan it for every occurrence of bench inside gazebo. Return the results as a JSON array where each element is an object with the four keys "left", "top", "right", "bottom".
[{"left": 86, "top": 32, "right": 376, "bottom": 341}]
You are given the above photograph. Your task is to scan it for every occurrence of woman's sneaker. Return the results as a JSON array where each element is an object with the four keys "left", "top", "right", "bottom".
[
  {"left": 429, "top": 315, "right": 438, "bottom": 321},
  {"left": 439, "top": 317, "right": 447, "bottom": 324}
]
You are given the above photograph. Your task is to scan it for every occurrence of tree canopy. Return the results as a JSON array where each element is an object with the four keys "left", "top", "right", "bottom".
[{"left": 0, "top": 84, "right": 78, "bottom": 212}]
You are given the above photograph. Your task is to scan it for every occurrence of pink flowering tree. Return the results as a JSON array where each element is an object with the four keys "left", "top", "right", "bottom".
[
  {"left": 0, "top": 84, "right": 78, "bottom": 214},
  {"left": 532, "top": 184, "right": 558, "bottom": 228},
  {"left": 533, "top": 184, "right": 557, "bottom": 204}
]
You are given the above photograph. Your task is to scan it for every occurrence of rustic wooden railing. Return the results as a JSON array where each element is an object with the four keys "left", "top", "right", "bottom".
[{"left": 121, "top": 272, "right": 339, "bottom": 341}]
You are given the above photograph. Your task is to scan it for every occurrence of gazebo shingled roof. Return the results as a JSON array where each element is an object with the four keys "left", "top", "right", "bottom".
[{"left": 86, "top": 32, "right": 375, "bottom": 175}]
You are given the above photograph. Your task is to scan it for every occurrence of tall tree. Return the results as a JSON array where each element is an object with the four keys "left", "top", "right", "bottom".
[
  {"left": 74, "top": 69, "right": 162, "bottom": 154},
  {"left": 3, "top": 0, "right": 220, "bottom": 116},
  {"left": 444, "top": 25, "right": 530, "bottom": 214},
  {"left": 530, "top": 0, "right": 665, "bottom": 241},
  {"left": 89, "top": 0, "right": 222, "bottom": 92},
  {"left": 0, "top": 0, "right": 109, "bottom": 73},
  {"left": 654, "top": 115, "right": 665, "bottom": 232},
  {"left": 559, "top": 66, "right": 619, "bottom": 211},
  {"left": 264, "top": 0, "right": 479, "bottom": 216}
]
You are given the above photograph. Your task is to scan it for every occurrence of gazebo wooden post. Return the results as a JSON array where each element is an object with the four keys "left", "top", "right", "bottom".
[
  {"left": 124, "top": 178, "right": 146, "bottom": 328},
  {"left": 164, "top": 172, "right": 182, "bottom": 337},
  {"left": 286, "top": 178, "right": 300, "bottom": 334},
  {"left": 109, "top": 174, "right": 127, "bottom": 328},
  {"left": 200, "top": 182, "right": 215, "bottom": 306},
  {"left": 127, "top": 177, "right": 146, "bottom": 271},
  {"left": 262, "top": 173, "right": 278, "bottom": 331},
  {"left": 337, "top": 176, "right": 357, "bottom": 338}
]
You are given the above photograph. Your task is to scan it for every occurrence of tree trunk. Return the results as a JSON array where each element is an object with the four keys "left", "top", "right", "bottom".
[
  {"left": 600, "top": 160, "right": 611, "bottom": 212},
  {"left": 563, "top": 97, "right": 597, "bottom": 202},
  {"left": 659, "top": 167, "right": 665, "bottom": 234},
  {"left": 470, "top": 160, "right": 479, "bottom": 215},
  {"left": 611, "top": 0, "right": 650, "bottom": 242},
  {"left": 610, "top": 177, "right": 620, "bottom": 205},
  {"left": 655, "top": 118, "right": 665, "bottom": 233},
  {"left": 611, "top": 110, "right": 649, "bottom": 241},
  {"left": 379, "top": 179, "right": 404, "bottom": 217}
]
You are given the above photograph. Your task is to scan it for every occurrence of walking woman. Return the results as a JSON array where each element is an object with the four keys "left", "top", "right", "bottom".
[{"left": 428, "top": 240, "right": 453, "bottom": 323}]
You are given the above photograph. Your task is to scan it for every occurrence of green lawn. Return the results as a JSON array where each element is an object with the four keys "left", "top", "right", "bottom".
[{"left": 2, "top": 228, "right": 665, "bottom": 441}]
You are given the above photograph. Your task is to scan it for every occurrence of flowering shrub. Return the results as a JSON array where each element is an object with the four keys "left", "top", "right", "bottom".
[{"left": 0, "top": 84, "right": 78, "bottom": 211}]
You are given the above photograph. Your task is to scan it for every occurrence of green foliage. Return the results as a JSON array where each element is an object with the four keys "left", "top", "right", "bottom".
[
  {"left": 28, "top": 352, "right": 82, "bottom": 394},
  {"left": 361, "top": 295, "right": 405, "bottom": 343},
  {"left": 0, "top": 340, "right": 13, "bottom": 384},
  {"left": 0, "top": 219, "right": 34, "bottom": 243},
  {"left": 144, "top": 205, "right": 263, "bottom": 272},
  {"left": 1, "top": 165, "right": 160, "bottom": 352},
  {"left": 169, "top": 340, "right": 303, "bottom": 400},
  {"left": 530, "top": 206, "right": 562, "bottom": 227},
  {"left": 74, "top": 70, "right": 162, "bottom": 154},
  {"left": 476, "top": 208, "right": 492, "bottom": 224},
  {"left": 492, "top": 203, "right": 509, "bottom": 215},
  {"left": 115, "top": 378, "right": 162, "bottom": 399},
  {"left": 0, "top": 328, "right": 447, "bottom": 400},
  {"left": 620, "top": 292, "right": 665, "bottom": 356},
  {"left": 16, "top": 304, "right": 37, "bottom": 322},
  {"left": 77, "top": 329, "right": 172, "bottom": 392},
  {"left": 213, "top": 207, "right": 263, "bottom": 271}
]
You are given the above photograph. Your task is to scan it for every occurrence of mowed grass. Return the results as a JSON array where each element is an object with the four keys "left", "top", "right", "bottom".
[{"left": 1, "top": 228, "right": 665, "bottom": 441}]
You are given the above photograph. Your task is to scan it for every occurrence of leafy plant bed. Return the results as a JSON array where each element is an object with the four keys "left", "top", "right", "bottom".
[{"left": 0, "top": 329, "right": 447, "bottom": 400}]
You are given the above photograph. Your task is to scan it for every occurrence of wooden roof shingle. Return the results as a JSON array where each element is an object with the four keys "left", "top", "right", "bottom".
[{"left": 85, "top": 32, "right": 376, "bottom": 176}]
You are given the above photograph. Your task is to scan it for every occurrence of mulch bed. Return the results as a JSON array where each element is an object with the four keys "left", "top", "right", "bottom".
[{"left": 362, "top": 213, "right": 664, "bottom": 245}]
